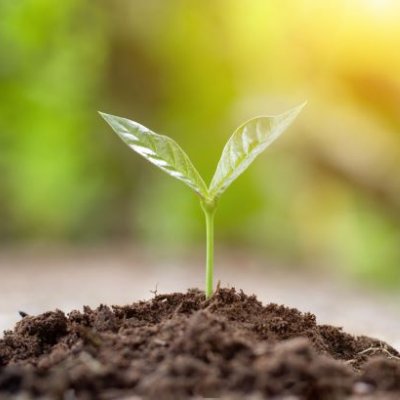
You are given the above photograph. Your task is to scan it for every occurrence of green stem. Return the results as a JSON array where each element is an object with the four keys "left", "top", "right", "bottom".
[{"left": 201, "top": 202, "right": 216, "bottom": 299}]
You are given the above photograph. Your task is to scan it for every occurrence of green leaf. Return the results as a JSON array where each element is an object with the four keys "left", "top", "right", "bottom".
[
  {"left": 208, "top": 102, "right": 306, "bottom": 199},
  {"left": 99, "top": 112, "right": 209, "bottom": 199}
]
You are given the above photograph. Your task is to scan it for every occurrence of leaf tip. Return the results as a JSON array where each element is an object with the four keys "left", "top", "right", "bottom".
[
  {"left": 98, "top": 112, "right": 117, "bottom": 128},
  {"left": 277, "top": 101, "right": 307, "bottom": 123},
  {"left": 98, "top": 111, "right": 109, "bottom": 120},
  {"left": 291, "top": 100, "right": 307, "bottom": 114}
]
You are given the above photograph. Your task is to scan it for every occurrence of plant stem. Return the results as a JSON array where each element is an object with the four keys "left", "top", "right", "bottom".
[{"left": 201, "top": 202, "right": 216, "bottom": 299}]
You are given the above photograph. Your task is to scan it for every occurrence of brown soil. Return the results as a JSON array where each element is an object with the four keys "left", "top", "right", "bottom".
[{"left": 0, "top": 288, "right": 399, "bottom": 400}]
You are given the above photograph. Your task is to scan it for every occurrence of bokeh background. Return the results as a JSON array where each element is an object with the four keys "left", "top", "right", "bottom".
[{"left": 1, "top": 0, "right": 400, "bottom": 343}]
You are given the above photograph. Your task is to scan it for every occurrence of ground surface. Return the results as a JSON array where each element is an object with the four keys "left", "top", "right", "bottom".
[
  {"left": 1, "top": 287, "right": 400, "bottom": 399},
  {"left": 1, "top": 246, "right": 399, "bottom": 350}
]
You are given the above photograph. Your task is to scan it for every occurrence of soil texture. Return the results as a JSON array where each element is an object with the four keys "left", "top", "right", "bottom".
[{"left": 0, "top": 287, "right": 399, "bottom": 399}]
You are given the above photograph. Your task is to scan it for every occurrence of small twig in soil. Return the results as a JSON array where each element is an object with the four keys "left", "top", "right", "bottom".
[
  {"left": 357, "top": 346, "right": 400, "bottom": 361},
  {"left": 346, "top": 343, "right": 400, "bottom": 364},
  {"left": 150, "top": 283, "right": 159, "bottom": 298}
]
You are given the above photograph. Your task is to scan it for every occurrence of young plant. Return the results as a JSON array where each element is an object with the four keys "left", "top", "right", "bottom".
[{"left": 100, "top": 103, "right": 305, "bottom": 298}]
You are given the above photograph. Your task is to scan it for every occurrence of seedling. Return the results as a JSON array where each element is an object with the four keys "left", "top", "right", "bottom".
[{"left": 100, "top": 103, "right": 305, "bottom": 298}]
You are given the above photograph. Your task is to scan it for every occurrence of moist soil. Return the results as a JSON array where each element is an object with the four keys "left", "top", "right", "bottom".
[{"left": 0, "top": 288, "right": 399, "bottom": 400}]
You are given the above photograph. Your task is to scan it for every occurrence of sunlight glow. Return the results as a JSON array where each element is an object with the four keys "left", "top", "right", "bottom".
[{"left": 364, "top": 0, "right": 398, "bottom": 14}]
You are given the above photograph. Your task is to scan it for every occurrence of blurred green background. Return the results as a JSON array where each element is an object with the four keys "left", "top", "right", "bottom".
[{"left": 1, "top": 0, "right": 400, "bottom": 286}]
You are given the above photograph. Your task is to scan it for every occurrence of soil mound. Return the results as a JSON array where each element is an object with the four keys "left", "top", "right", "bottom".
[{"left": 0, "top": 288, "right": 399, "bottom": 399}]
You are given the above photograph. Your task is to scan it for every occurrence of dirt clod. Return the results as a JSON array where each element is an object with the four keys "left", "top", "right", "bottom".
[{"left": 0, "top": 288, "right": 399, "bottom": 399}]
